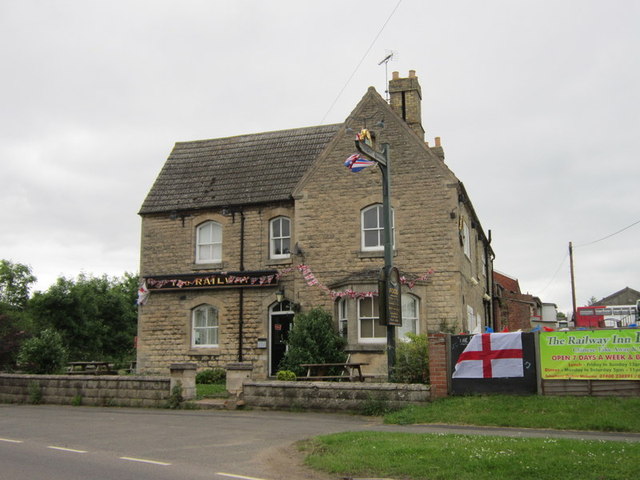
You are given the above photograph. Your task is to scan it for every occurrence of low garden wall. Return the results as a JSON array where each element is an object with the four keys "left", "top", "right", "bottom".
[
  {"left": 0, "top": 373, "right": 171, "bottom": 407},
  {"left": 242, "top": 380, "right": 431, "bottom": 411}
]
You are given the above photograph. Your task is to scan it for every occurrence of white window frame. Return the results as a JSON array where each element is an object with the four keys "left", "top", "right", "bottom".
[
  {"left": 196, "top": 221, "right": 222, "bottom": 264},
  {"left": 397, "top": 294, "right": 419, "bottom": 340},
  {"left": 358, "top": 296, "right": 386, "bottom": 343},
  {"left": 361, "top": 204, "right": 395, "bottom": 251},
  {"left": 192, "top": 304, "right": 219, "bottom": 347},
  {"left": 467, "top": 304, "right": 479, "bottom": 333},
  {"left": 462, "top": 219, "right": 471, "bottom": 260},
  {"left": 269, "top": 216, "right": 291, "bottom": 259},
  {"left": 338, "top": 297, "right": 348, "bottom": 338}
]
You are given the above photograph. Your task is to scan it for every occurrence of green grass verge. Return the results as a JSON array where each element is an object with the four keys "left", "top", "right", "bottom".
[
  {"left": 302, "top": 431, "right": 640, "bottom": 480},
  {"left": 384, "top": 395, "right": 640, "bottom": 432},
  {"left": 195, "top": 383, "right": 228, "bottom": 399}
]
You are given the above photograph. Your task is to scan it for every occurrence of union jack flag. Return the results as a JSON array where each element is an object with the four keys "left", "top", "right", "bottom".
[{"left": 344, "top": 154, "right": 376, "bottom": 172}]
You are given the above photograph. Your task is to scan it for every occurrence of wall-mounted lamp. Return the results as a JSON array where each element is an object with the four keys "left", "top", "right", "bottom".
[
  {"left": 168, "top": 211, "right": 191, "bottom": 227},
  {"left": 275, "top": 287, "right": 285, "bottom": 304}
]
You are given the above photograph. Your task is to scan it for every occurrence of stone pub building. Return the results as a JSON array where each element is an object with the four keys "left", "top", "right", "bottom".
[{"left": 137, "top": 71, "right": 494, "bottom": 378}]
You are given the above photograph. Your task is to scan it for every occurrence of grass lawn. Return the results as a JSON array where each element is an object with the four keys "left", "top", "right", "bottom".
[
  {"left": 302, "top": 395, "right": 640, "bottom": 479},
  {"left": 195, "top": 383, "right": 228, "bottom": 399},
  {"left": 384, "top": 395, "right": 640, "bottom": 432},
  {"left": 301, "top": 431, "right": 640, "bottom": 480}
]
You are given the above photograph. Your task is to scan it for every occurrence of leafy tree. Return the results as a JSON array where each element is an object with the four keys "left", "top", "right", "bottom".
[
  {"left": 392, "top": 333, "right": 429, "bottom": 384},
  {"left": 0, "top": 260, "right": 36, "bottom": 309},
  {"left": 17, "top": 328, "right": 68, "bottom": 374},
  {"left": 27, "top": 273, "right": 138, "bottom": 363},
  {"left": 587, "top": 296, "right": 599, "bottom": 306},
  {"left": 0, "top": 305, "right": 31, "bottom": 370},
  {"left": 279, "top": 307, "right": 347, "bottom": 376},
  {"left": 0, "top": 260, "right": 36, "bottom": 370}
]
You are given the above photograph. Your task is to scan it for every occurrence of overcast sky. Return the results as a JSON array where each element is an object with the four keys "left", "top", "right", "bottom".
[{"left": 1, "top": 0, "right": 638, "bottom": 315}]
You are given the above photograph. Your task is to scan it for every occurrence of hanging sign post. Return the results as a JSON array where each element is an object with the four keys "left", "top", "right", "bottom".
[{"left": 356, "top": 135, "right": 398, "bottom": 378}]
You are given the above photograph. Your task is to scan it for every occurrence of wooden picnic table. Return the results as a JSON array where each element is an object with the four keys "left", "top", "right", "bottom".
[
  {"left": 67, "top": 361, "right": 116, "bottom": 375},
  {"left": 299, "top": 362, "right": 369, "bottom": 382}
]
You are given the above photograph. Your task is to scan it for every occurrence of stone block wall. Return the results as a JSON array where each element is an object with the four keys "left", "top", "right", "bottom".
[
  {"left": 0, "top": 374, "right": 170, "bottom": 407},
  {"left": 243, "top": 380, "right": 431, "bottom": 411}
]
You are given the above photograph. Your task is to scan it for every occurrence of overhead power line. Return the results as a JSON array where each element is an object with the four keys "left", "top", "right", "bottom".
[
  {"left": 574, "top": 218, "right": 640, "bottom": 248},
  {"left": 320, "top": 0, "right": 403, "bottom": 123}
]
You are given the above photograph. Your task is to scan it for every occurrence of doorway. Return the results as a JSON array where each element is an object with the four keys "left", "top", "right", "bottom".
[{"left": 269, "top": 301, "right": 294, "bottom": 376}]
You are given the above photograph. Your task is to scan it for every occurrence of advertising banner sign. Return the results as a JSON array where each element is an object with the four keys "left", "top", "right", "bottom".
[{"left": 540, "top": 329, "right": 640, "bottom": 380}]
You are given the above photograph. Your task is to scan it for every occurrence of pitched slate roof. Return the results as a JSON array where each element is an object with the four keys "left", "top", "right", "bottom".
[{"left": 139, "top": 123, "right": 342, "bottom": 214}]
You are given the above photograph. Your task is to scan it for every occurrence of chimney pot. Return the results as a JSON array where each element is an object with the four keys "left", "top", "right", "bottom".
[
  {"left": 392, "top": 71, "right": 400, "bottom": 80},
  {"left": 435, "top": 136, "right": 441, "bottom": 147},
  {"left": 409, "top": 70, "right": 416, "bottom": 78}
]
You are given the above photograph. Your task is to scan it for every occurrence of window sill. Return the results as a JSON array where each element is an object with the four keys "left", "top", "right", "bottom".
[
  {"left": 192, "top": 262, "right": 225, "bottom": 271},
  {"left": 265, "top": 257, "right": 292, "bottom": 267},
  {"left": 346, "top": 344, "right": 386, "bottom": 353},
  {"left": 358, "top": 250, "right": 397, "bottom": 259},
  {"left": 188, "top": 348, "right": 221, "bottom": 355}
]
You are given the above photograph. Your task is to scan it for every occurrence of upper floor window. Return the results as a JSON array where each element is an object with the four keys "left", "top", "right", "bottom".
[
  {"left": 192, "top": 304, "right": 219, "bottom": 347},
  {"left": 358, "top": 296, "right": 385, "bottom": 343},
  {"left": 361, "top": 204, "right": 394, "bottom": 251},
  {"left": 196, "top": 221, "right": 222, "bottom": 264},
  {"left": 397, "top": 294, "right": 420, "bottom": 340},
  {"left": 461, "top": 219, "right": 471, "bottom": 260},
  {"left": 270, "top": 216, "right": 291, "bottom": 259}
]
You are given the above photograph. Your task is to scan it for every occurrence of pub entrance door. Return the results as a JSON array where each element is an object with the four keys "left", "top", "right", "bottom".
[{"left": 269, "top": 301, "right": 294, "bottom": 376}]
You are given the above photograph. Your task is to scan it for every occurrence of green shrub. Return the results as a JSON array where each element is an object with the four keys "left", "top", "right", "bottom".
[
  {"left": 279, "top": 307, "right": 346, "bottom": 376},
  {"left": 28, "top": 381, "right": 43, "bottom": 404},
  {"left": 166, "top": 382, "right": 184, "bottom": 409},
  {"left": 359, "top": 395, "right": 396, "bottom": 416},
  {"left": 17, "top": 328, "right": 68, "bottom": 374},
  {"left": 392, "top": 333, "right": 429, "bottom": 384},
  {"left": 276, "top": 370, "right": 297, "bottom": 381},
  {"left": 196, "top": 368, "right": 226, "bottom": 384}
]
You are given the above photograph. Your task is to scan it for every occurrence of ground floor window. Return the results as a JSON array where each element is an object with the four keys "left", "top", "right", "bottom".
[
  {"left": 358, "top": 297, "right": 386, "bottom": 343},
  {"left": 192, "top": 304, "right": 219, "bottom": 347},
  {"left": 397, "top": 294, "right": 419, "bottom": 340},
  {"left": 338, "top": 297, "right": 348, "bottom": 338}
]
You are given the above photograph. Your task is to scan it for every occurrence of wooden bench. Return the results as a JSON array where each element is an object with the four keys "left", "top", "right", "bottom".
[
  {"left": 67, "top": 361, "right": 116, "bottom": 375},
  {"left": 299, "top": 362, "right": 369, "bottom": 382}
]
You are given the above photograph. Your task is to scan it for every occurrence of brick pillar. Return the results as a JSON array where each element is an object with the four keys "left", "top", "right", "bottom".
[{"left": 428, "top": 333, "right": 449, "bottom": 398}]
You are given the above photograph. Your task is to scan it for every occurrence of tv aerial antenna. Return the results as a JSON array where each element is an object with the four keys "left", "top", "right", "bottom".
[{"left": 378, "top": 51, "right": 397, "bottom": 102}]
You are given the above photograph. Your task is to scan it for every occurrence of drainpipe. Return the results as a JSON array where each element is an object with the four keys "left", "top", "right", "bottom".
[
  {"left": 238, "top": 211, "right": 245, "bottom": 362},
  {"left": 485, "top": 230, "right": 494, "bottom": 330}
]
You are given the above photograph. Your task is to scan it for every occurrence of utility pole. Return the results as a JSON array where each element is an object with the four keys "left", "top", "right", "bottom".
[
  {"left": 569, "top": 241, "right": 577, "bottom": 323},
  {"left": 355, "top": 138, "right": 401, "bottom": 379}
]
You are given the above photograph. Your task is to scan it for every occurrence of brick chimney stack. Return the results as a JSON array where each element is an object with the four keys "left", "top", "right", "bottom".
[{"left": 388, "top": 70, "right": 425, "bottom": 140}]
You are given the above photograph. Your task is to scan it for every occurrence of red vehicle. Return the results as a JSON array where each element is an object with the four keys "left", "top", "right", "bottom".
[{"left": 575, "top": 304, "right": 638, "bottom": 328}]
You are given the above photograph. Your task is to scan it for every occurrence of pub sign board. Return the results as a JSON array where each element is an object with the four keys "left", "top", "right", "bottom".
[
  {"left": 145, "top": 270, "right": 278, "bottom": 291},
  {"left": 378, "top": 266, "right": 402, "bottom": 326}
]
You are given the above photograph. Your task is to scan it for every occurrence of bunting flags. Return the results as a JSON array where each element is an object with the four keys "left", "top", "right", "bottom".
[
  {"left": 139, "top": 264, "right": 434, "bottom": 303},
  {"left": 275, "top": 264, "right": 433, "bottom": 299}
]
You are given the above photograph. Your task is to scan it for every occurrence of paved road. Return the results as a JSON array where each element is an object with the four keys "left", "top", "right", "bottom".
[{"left": 1, "top": 404, "right": 638, "bottom": 480}]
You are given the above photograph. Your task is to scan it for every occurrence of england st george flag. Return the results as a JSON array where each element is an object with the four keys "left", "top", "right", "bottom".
[{"left": 452, "top": 332, "right": 524, "bottom": 378}]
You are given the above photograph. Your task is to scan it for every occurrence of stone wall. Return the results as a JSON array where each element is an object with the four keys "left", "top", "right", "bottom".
[
  {"left": 243, "top": 380, "right": 431, "bottom": 411},
  {"left": 0, "top": 374, "right": 170, "bottom": 407}
]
